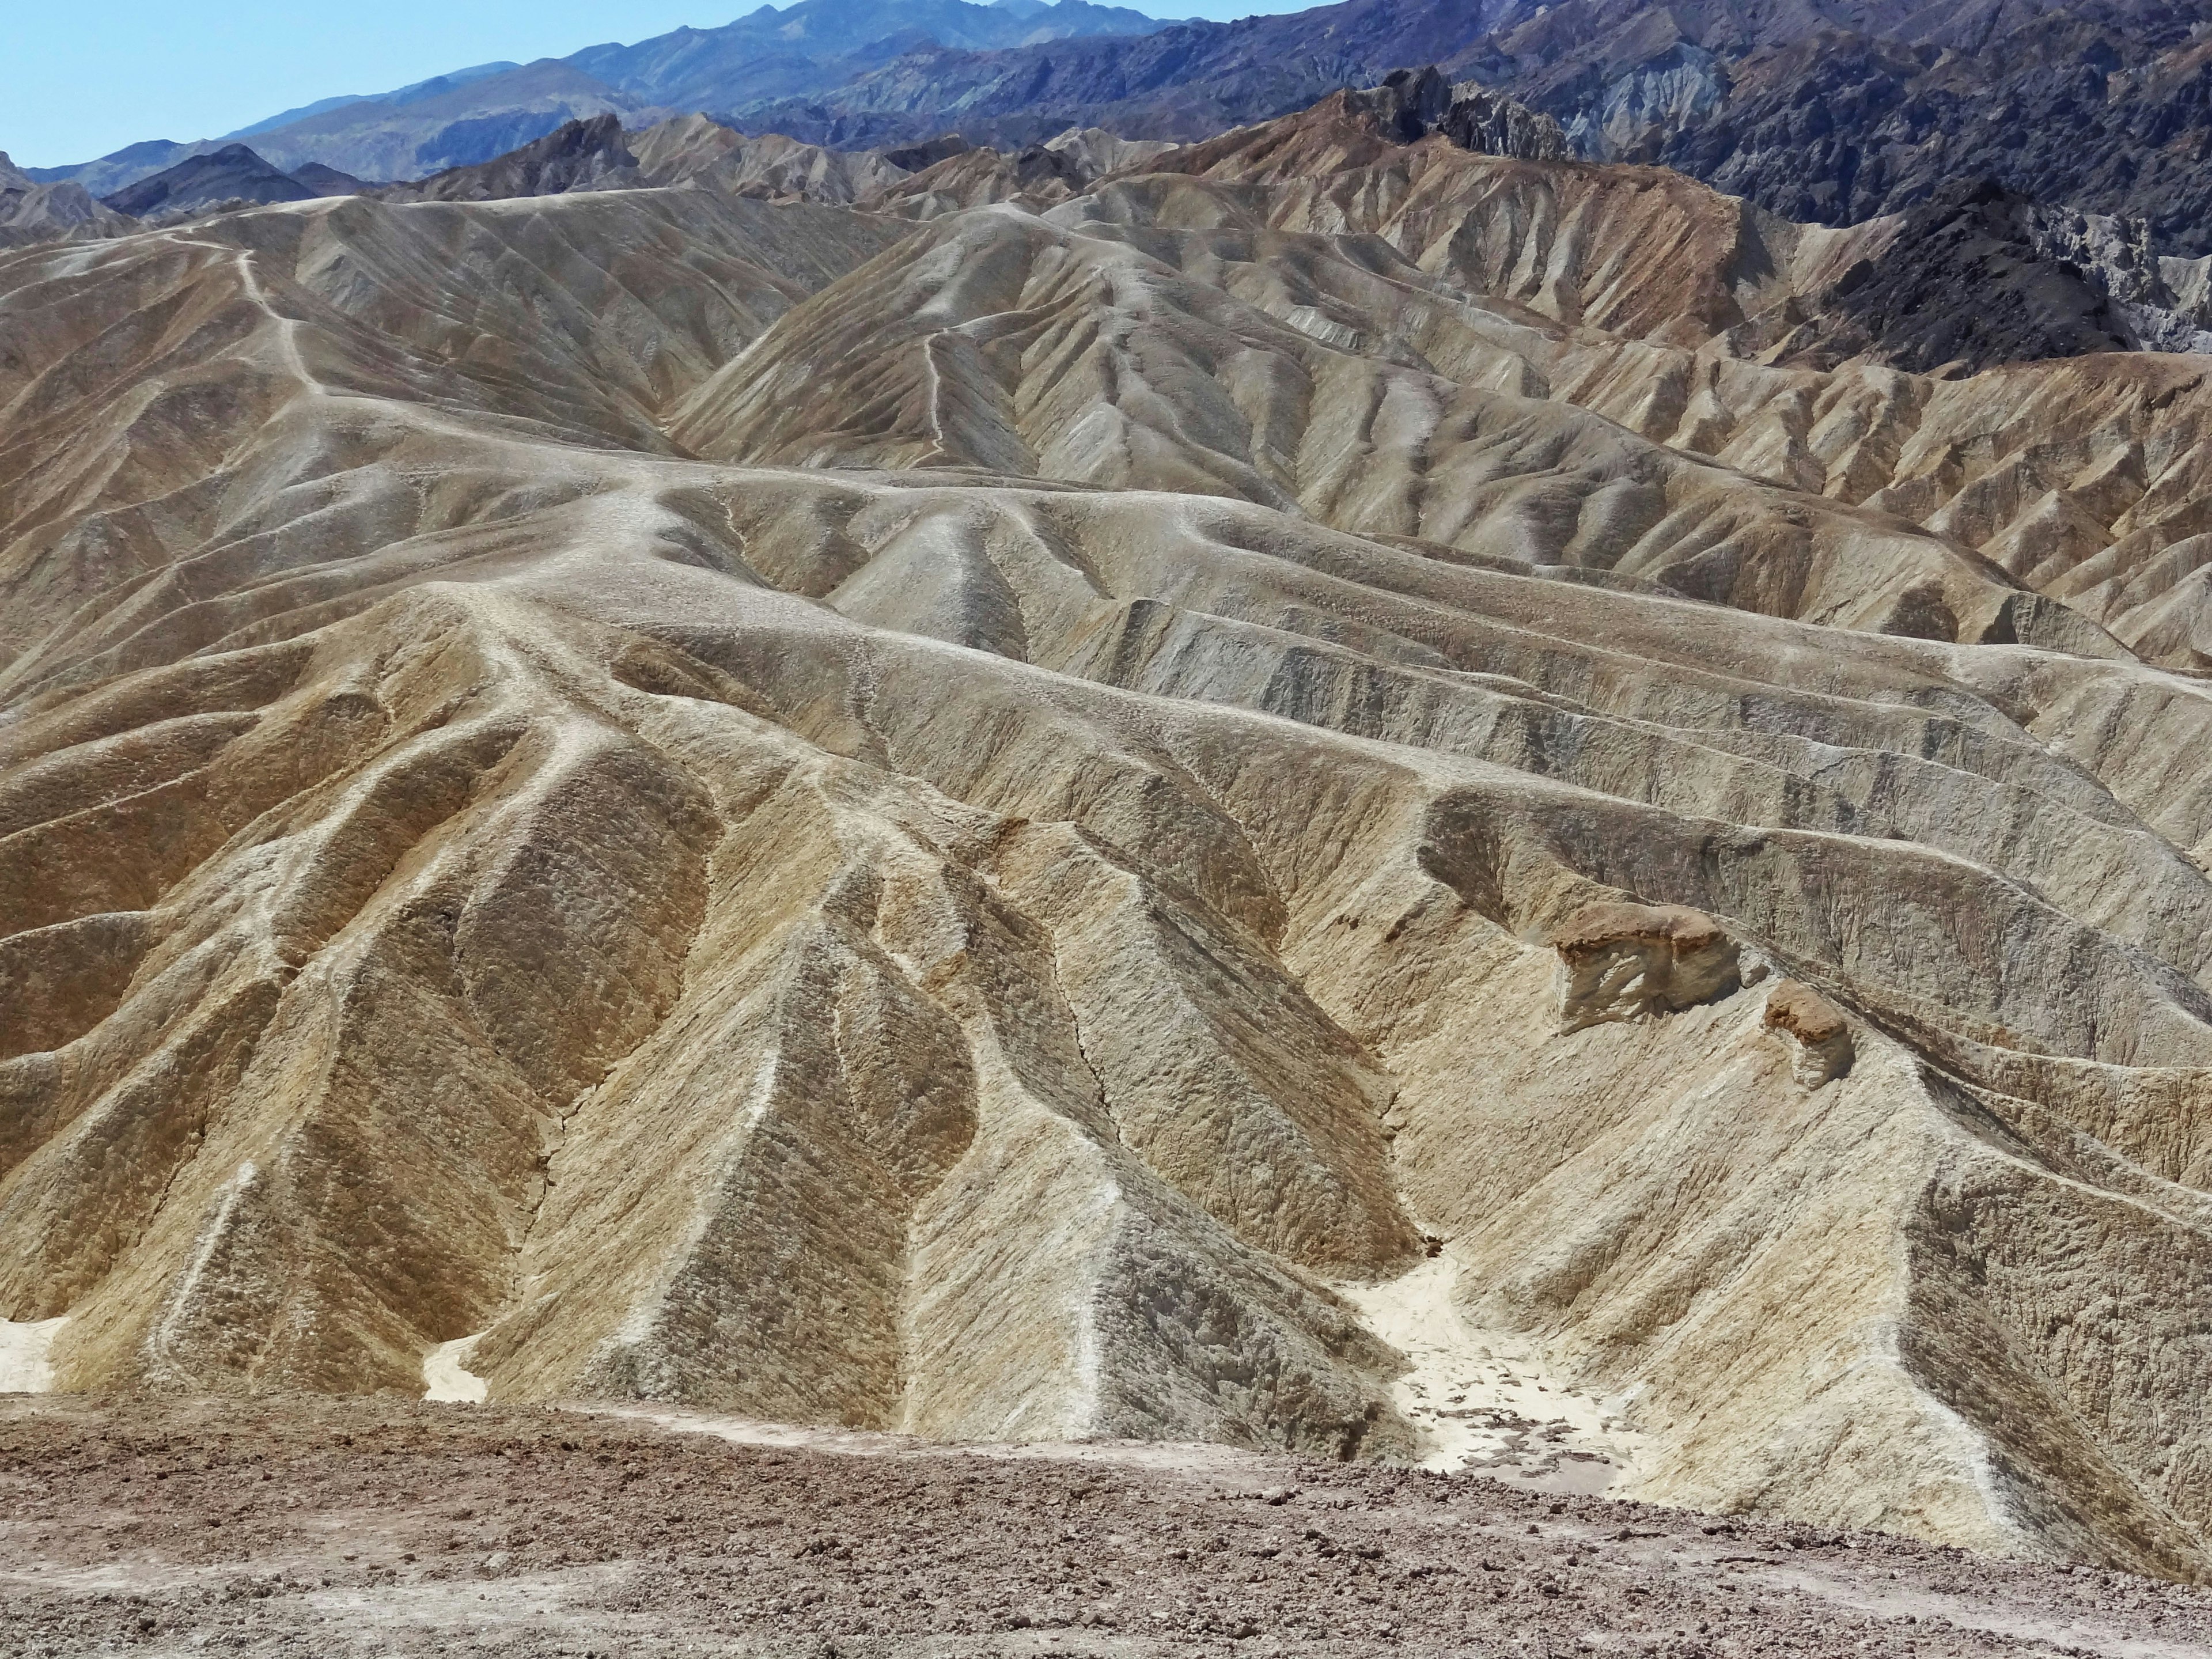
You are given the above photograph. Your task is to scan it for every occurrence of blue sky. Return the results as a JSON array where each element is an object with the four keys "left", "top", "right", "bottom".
[{"left": 5, "top": 0, "right": 1305, "bottom": 168}]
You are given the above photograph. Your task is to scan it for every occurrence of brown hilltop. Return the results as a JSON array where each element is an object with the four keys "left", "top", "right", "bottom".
[{"left": 3, "top": 82, "right": 2212, "bottom": 1586}]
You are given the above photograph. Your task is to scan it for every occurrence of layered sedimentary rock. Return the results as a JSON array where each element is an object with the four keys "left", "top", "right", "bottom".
[
  {"left": 699, "top": 0, "right": 2212, "bottom": 282},
  {"left": 1548, "top": 903, "right": 1742, "bottom": 1031},
  {"left": 1763, "top": 980, "right": 1854, "bottom": 1087},
  {"left": 4, "top": 87, "right": 2212, "bottom": 1585},
  {"left": 378, "top": 113, "right": 1176, "bottom": 221},
  {"left": 627, "top": 116, "right": 922, "bottom": 204},
  {"left": 0, "top": 153, "right": 136, "bottom": 250}
]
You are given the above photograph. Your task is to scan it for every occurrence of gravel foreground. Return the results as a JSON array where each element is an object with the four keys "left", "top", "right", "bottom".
[{"left": 2, "top": 1397, "right": 2207, "bottom": 1658}]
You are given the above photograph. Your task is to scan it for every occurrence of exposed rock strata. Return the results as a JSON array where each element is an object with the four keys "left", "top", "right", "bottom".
[
  {"left": 629, "top": 116, "right": 921, "bottom": 204},
  {"left": 0, "top": 154, "right": 136, "bottom": 250},
  {"left": 2, "top": 96, "right": 2212, "bottom": 1584},
  {"left": 1548, "top": 903, "right": 1742, "bottom": 1031},
  {"left": 689, "top": 0, "right": 2212, "bottom": 276},
  {"left": 1764, "top": 980, "right": 1854, "bottom": 1087},
  {"left": 358, "top": 113, "right": 1169, "bottom": 223}
]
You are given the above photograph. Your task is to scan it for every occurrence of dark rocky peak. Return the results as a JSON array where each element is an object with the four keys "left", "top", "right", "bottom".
[
  {"left": 882, "top": 135, "right": 976, "bottom": 171},
  {"left": 1007, "top": 141, "right": 1090, "bottom": 190},
  {"left": 288, "top": 162, "right": 369, "bottom": 198},
  {"left": 1343, "top": 66, "right": 1457, "bottom": 141},
  {"left": 100, "top": 143, "right": 315, "bottom": 220},
  {"left": 1788, "top": 177, "right": 2145, "bottom": 372},
  {"left": 382, "top": 115, "right": 642, "bottom": 203},
  {"left": 1438, "top": 83, "right": 1571, "bottom": 159},
  {"left": 1344, "top": 66, "right": 1570, "bottom": 160}
]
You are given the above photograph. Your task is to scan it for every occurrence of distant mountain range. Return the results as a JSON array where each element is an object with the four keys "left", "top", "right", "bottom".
[
  {"left": 703, "top": 0, "right": 2212, "bottom": 258},
  {"left": 75, "top": 68, "right": 2212, "bottom": 381},
  {"left": 26, "top": 0, "right": 2212, "bottom": 261},
  {"left": 0, "top": 153, "right": 133, "bottom": 249},
  {"left": 24, "top": 0, "right": 1179, "bottom": 189}
]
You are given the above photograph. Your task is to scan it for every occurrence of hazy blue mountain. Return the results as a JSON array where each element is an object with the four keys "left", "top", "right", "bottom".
[
  {"left": 22, "top": 138, "right": 208, "bottom": 194},
  {"left": 222, "top": 63, "right": 525, "bottom": 139},
  {"left": 567, "top": 0, "right": 1171, "bottom": 110},
  {"left": 0, "top": 149, "right": 137, "bottom": 246},
  {"left": 26, "top": 0, "right": 1182, "bottom": 188}
]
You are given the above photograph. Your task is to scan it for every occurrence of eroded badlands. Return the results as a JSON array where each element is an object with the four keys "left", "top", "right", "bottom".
[{"left": 2, "top": 85, "right": 2210, "bottom": 1584}]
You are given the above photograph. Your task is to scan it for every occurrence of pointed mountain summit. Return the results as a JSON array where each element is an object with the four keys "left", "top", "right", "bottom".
[{"left": 101, "top": 143, "right": 317, "bottom": 219}]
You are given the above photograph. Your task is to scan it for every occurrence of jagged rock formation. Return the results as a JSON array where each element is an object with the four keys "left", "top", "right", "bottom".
[
  {"left": 41, "top": 0, "right": 2212, "bottom": 316},
  {"left": 454, "top": 0, "right": 2212, "bottom": 289},
  {"left": 1331, "top": 67, "right": 1568, "bottom": 161},
  {"left": 1438, "top": 82, "right": 1569, "bottom": 161},
  {"left": 1623, "top": 3, "right": 2212, "bottom": 256},
  {"left": 5, "top": 84, "right": 2212, "bottom": 1582},
  {"left": 0, "top": 154, "right": 134, "bottom": 250},
  {"left": 380, "top": 115, "right": 646, "bottom": 203},
  {"left": 40, "top": 0, "right": 2212, "bottom": 272}
]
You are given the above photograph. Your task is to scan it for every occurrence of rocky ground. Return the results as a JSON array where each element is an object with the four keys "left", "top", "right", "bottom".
[{"left": 2, "top": 1397, "right": 2208, "bottom": 1658}]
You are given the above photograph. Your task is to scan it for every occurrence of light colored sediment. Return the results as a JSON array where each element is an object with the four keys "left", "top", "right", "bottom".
[
  {"left": 421, "top": 1334, "right": 489, "bottom": 1404},
  {"left": 1337, "top": 1255, "right": 1649, "bottom": 1492},
  {"left": 0, "top": 1316, "right": 65, "bottom": 1392}
]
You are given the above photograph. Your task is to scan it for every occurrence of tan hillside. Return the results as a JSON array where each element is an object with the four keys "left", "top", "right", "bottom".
[{"left": 3, "top": 86, "right": 2211, "bottom": 1582}]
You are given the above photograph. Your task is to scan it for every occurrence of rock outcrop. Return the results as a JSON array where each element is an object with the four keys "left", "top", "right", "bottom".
[
  {"left": 378, "top": 115, "right": 644, "bottom": 203},
  {"left": 1549, "top": 903, "right": 1743, "bottom": 1030},
  {"left": 1763, "top": 981, "right": 1855, "bottom": 1087},
  {"left": 41, "top": 0, "right": 2212, "bottom": 269},
  {"left": 1630, "top": 7, "right": 2212, "bottom": 259},
  {"left": 0, "top": 153, "right": 135, "bottom": 249},
  {"left": 691, "top": 0, "right": 2212, "bottom": 276},
  {"left": 1782, "top": 179, "right": 2145, "bottom": 373},
  {"left": 1439, "top": 83, "right": 1570, "bottom": 161},
  {"left": 627, "top": 116, "right": 919, "bottom": 204}
]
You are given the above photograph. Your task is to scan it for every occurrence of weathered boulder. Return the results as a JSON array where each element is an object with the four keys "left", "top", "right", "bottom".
[
  {"left": 1547, "top": 902, "right": 1742, "bottom": 1031},
  {"left": 1763, "top": 981, "right": 1855, "bottom": 1087}
]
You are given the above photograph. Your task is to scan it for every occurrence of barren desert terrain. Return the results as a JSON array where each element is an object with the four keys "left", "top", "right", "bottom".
[
  {"left": 7, "top": 1395, "right": 2212, "bottom": 1657},
  {"left": 6, "top": 66, "right": 2212, "bottom": 1600}
]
